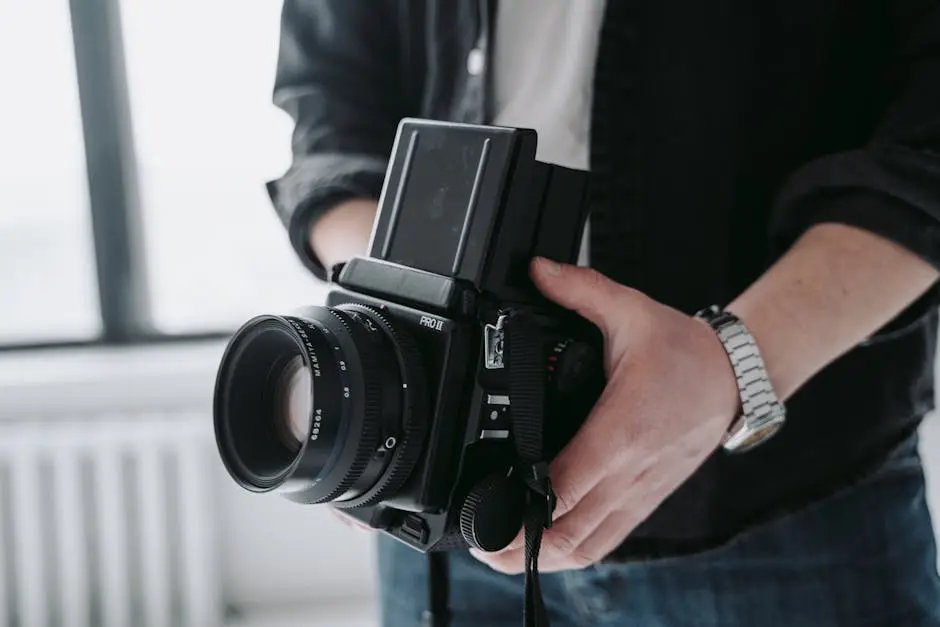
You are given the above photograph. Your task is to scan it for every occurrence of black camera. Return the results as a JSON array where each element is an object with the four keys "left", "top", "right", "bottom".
[{"left": 213, "top": 119, "right": 605, "bottom": 554}]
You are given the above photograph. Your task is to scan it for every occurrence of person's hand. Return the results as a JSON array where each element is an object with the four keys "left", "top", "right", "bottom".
[
  {"left": 310, "top": 198, "right": 378, "bottom": 270},
  {"left": 471, "top": 257, "right": 741, "bottom": 574}
]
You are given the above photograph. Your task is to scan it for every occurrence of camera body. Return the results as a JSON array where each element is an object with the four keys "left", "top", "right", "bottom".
[
  {"left": 213, "top": 119, "right": 605, "bottom": 554},
  {"left": 324, "top": 119, "right": 604, "bottom": 552}
]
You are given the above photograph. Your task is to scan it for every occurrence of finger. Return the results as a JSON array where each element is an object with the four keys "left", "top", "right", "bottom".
[
  {"left": 473, "top": 473, "right": 622, "bottom": 574},
  {"left": 471, "top": 507, "right": 641, "bottom": 575},
  {"left": 537, "top": 475, "right": 625, "bottom": 565},
  {"left": 493, "top": 471, "right": 615, "bottom": 556},
  {"left": 548, "top": 387, "right": 634, "bottom": 520},
  {"left": 500, "top": 526, "right": 525, "bottom": 553},
  {"left": 499, "top": 424, "right": 654, "bottom": 558},
  {"left": 529, "top": 257, "right": 635, "bottom": 329},
  {"left": 537, "top": 508, "right": 640, "bottom": 572},
  {"left": 490, "top": 415, "right": 627, "bottom": 558},
  {"left": 471, "top": 545, "right": 525, "bottom": 575},
  {"left": 489, "top": 392, "right": 627, "bottom": 557}
]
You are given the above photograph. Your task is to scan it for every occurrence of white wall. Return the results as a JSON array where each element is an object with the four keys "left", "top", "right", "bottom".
[{"left": 217, "top": 476, "right": 377, "bottom": 609}]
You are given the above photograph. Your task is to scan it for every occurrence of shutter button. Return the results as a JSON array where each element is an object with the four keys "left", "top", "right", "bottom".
[{"left": 466, "top": 48, "right": 485, "bottom": 76}]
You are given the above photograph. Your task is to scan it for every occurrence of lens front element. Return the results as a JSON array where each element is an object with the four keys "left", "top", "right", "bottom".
[{"left": 273, "top": 355, "right": 313, "bottom": 453}]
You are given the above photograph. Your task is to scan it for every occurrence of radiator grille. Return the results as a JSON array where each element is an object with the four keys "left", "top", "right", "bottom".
[{"left": 0, "top": 413, "right": 222, "bottom": 627}]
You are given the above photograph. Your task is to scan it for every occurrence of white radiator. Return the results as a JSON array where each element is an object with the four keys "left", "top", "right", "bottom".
[{"left": 0, "top": 412, "right": 223, "bottom": 627}]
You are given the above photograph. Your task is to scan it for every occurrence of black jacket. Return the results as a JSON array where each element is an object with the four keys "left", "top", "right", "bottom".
[{"left": 267, "top": 0, "right": 940, "bottom": 556}]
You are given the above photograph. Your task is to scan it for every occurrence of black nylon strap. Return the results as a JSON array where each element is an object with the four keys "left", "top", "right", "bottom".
[
  {"left": 504, "top": 309, "right": 556, "bottom": 627},
  {"left": 423, "top": 308, "right": 555, "bottom": 627}
]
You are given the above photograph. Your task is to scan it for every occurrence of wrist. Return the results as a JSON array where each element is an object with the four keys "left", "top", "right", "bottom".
[
  {"left": 309, "top": 198, "right": 378, "bottom": 270},
  {"left": 724, "top": 295, "right": 805, "bottom": 403},
  {"left": 692, "top": 316, "right": 742, "bottom": 425},
  {"left": 694, "top": 305, "right": 787, "bottom": 452},
  {"left": 723, "top": 222, "right": 940, "bottom": 403}
]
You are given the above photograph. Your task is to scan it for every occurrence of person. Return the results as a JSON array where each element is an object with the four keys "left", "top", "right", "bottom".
[{"left": 265, "top": 1, "right": 940, "bottom": 625}]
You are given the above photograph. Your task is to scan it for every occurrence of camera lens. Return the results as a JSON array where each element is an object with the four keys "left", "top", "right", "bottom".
[
  {"left": 272, "top": 355, "right": 312, "bottom": 453},
  {"left": 213, "top": 305, "right": 428, "bottom": 508}
]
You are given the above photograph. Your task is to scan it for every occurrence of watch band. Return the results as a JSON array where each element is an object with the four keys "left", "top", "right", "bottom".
[{"left": 695, "top": 305, "right": 786, "bottom": 452}]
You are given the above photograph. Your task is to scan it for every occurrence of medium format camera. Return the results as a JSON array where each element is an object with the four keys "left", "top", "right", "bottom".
[{"left": 213, "top": 119, "right": 605, "bottom": 554}]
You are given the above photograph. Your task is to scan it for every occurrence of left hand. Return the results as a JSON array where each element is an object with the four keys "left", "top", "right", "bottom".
[{"left": 471, "top": 257, "right": 741, "bottom": 574}]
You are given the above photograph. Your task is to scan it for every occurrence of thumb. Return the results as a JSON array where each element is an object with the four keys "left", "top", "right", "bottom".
[{"left": 529, "top": 257, "right": 629, "bottom": 328}]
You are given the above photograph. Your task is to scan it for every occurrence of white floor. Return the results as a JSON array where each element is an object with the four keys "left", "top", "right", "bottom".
[{"left": 227, "top": 600, "right": 378, "bottom": 627}]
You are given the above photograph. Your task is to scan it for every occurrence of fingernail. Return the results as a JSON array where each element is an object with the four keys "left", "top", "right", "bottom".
[{"left": 536, "top": 257, "right": 561, "bottom": 276}]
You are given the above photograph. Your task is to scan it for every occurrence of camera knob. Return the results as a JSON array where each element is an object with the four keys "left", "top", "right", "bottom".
[
  {"left": 553, "top": 341, "right": 599, "bottom": 393},
  {"left": 459, "top": 474, "right": 525, "bottom": 552}
]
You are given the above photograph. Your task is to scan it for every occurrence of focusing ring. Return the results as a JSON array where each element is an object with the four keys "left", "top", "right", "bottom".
[
  {"left": 300, "top": 310, "right": 385, "bottom": 504},
  {"left": 333, "top": 305, "right": 429, "bottom": 509}
]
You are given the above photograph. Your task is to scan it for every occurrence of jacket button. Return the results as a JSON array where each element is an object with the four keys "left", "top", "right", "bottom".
[{"left": 466, "top": 47, "right": 485, "bottom": 76}]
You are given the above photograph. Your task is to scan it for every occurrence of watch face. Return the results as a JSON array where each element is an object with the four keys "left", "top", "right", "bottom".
[
  {"left": 725, "top": 413, "right": 785, "bottom": 453},
  {"left": 740, "top": 421, "right": 783, "bottom": 449}
]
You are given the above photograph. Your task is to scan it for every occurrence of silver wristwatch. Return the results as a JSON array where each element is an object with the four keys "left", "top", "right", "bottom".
[{"left": 695, "top": 305, "right": 786, "bottom": 453}]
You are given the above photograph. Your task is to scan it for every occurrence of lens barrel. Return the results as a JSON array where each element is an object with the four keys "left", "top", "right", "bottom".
[{"left": 213, "top": 304, "right": 428, "bottom": 507}]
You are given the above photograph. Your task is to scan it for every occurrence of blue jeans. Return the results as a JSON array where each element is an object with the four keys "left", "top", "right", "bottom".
[{"left": 377, "top": 435, "right": 940, "bottom": 626}]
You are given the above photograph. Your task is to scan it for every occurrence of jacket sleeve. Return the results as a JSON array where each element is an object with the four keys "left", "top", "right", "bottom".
[
  {"left": 266, "top": 0, "right": 417, "bottom": 280},
  {"left": 770, "top": 2, "right": 940, "bottom": 338}
]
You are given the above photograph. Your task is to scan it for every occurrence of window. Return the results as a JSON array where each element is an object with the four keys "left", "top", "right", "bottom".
[
  {"left": 0, "top": 1, "right": 101, "bottom": 344},
  {"left": 120, "top": 0, "right": 323, "bottom": 334},
  {"left": 0, "top": 0, "right": 325, "bottom": 348}
]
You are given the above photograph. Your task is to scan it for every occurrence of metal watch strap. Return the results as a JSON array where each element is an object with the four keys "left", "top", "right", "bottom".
[{"left": 695, "top": 305, "right": 786, "bottom": 452}]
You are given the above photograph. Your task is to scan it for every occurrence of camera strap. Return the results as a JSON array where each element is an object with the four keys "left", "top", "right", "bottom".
[
  {"left": 503, "top": 308, "right": 557, "bottom": 627},
  {"left": 423, "top": 309, "right": 556, "bottom": 627}
]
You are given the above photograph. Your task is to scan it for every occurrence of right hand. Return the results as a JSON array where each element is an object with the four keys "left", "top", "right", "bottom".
[{"left": 310, "top": 198, "right": 378, "bottom": 270}]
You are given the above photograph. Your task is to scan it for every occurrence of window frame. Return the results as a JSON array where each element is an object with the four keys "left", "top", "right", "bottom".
[{"left": 0, "top": 0, "right": 232, "bottom": 352}]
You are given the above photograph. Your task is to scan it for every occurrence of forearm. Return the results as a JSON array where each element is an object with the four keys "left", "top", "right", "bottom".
[
  {"left": 727, "top": 223, "right": 939, "bottom": 401},
  {"left": 309, "top": 198, "right": 378, "bottom": 270}
]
